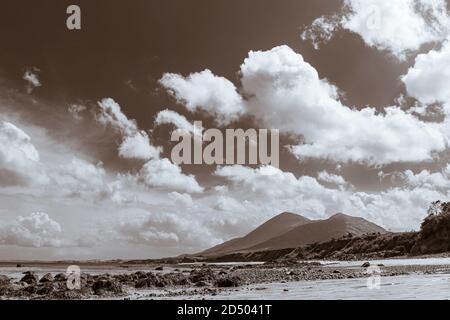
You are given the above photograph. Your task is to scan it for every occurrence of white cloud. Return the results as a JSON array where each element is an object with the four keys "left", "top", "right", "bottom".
[
  {"left": 160, "top": 70, "right": 245, "bottom": 125},
  {"left": 68, "top": 104, "right": 87, "bottom": 120},
  {"left": 302, "top": 0, "right": 450, "bottom": 59},
  {"left": 115, "top": 211, "right": 207, "bottom": 248},
  {"left": 402, "top": 164, "right": 450, "bottom": 189},
  {"left": 140, "top": 158, "right": 204, "bottom": 193},
  {"left": 402, "top": 40, "right": 450, "bottom": 107},
  {"left": 23, "top": 68, "right": 41, "bottom": 93},
  {"left": 154, "top": 109, "right": 198, "bottom": 133},
  {"left": 241, "top": 46, "right": 446, "bottom": 165},
  {"left": 0, "top": 212, "right": 63, "bottom": 248},
  {"left": 318, "top": 171, "right": 347, "bottom": 186},
  {"left": 97, "top": 98, "right": 161, "bottom": 160},
  {"left": 0, "top": 120, "right": 48, "bottom": 186},
  {"left": 214, "top": 164, "right": 450, "bottom": 231},
  {"left": 118, "top": 131, "right": 161, "bottom": 160},
  {"left": 160, "top": 45, "right": 447, "bottom": 165}
]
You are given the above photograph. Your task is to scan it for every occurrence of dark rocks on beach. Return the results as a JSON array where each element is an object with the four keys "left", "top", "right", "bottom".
[
  {"left": 39, "top": 273, "right": 54, "bottom": 283},
  {"left": 0, "top": 275, "right": 10, "bottom": 286},
  {"left": 36, "top": 283, "right": 54, "bottom": 295},
  {"left": 361, "top": 262, "right": 371, "bottom": 268},
  {"left": 16, "top": 264, "right": 23, "bottom": 268},
  {"left": 20, "top": 272, "right": 38, "bottom": 285},
  {"left": 189, "top": 268, "right": 216, "bottom": 283},
  {"left": 215, "top": 275, "right": 242, "bottom": 288},
  {"left": 92, "top": 278, "right": 122, "bottom": 296},
  {"left": 54, "top": 273, "right": 68, "bottom": 282},
  {"left": 155, "top": 266, "right": 164, "bottom": 271},
  {"left": 195, "top": 281, "right": 209, "bottom": 287}
]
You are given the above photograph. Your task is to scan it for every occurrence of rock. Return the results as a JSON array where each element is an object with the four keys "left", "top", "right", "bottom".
[
  {"left": 37, "top": 283, "right": 54, "bottom": 295},
  {"left": 20, "top": 272, "right": 38, "bottom": 285},
  {"left": 195, "top": 281, "right": 208, "bottom": 287},
  {"left": 332, "top": 270, "right": 341, "bottom": 274},
  {"left": 215, "top": 276, "right": 242, "bottom": 288},
  {"left": 361, "top": 262, "right": 371, "bottom": 268},
  {"left": 189, "top": 269, "right": 216, "bottom": 283},
  {"left": 134, "top": 279, "right": 149, "bottom": 288},
  {"left": 155, "top": 266, "right": 164, "bottom": 271},
  {"left": 92, "top": 278, "right": 122, "bottom": 295},
  {"left": 16, "top": 264, "right": 23, "bottom": 268},
  {"left": 22, "top": 285, "right": 37, "bottom": 294},
  {"left": 377, "top": 264, "right": 385, "bottom": 267},
  {"left": 39, "top": 273, "right": 54, "bottom": 283},
  {"left": 0, "top": 275, "right": 10, "bottom": 286},
  {"left": 54, "top": 273, "right": 68, "bottom": 281}
]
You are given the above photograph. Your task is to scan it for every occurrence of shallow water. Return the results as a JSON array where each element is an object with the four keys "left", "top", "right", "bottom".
[
  {"left": 318, "top": 257, "right": 450, "bottom": 268},
  {"left": 155, "top": 273, "right": 450, "bottom": 300}
]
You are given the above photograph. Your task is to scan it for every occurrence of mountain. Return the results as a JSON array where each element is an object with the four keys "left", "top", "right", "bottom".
[
  {"left": 200, "top": 212, "right": 387, "bottom": 257},
  {"left": 200, "top": 212, "right": 311, "bottom": 256},
  {"left": 246, "top": 213, "right": 387, "bottom": 252}
]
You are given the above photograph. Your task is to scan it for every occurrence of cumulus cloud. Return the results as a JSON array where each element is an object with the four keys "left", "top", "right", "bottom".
[
  {"left": 0, "top": 120, "right": 48, "bottom": 186},
  {"left": 402, "top": 164, "right": 450, "bottom": 189},
  {"left": 0, "top": 212, "right": 63, "bottom": 248},
  {"left": 159, "top": 70, "right": 245, "bottom": 125},
  {"left": 402, "top": 40, "right": 450, "bottom": 107},
  {"left": 214, "top": 164, "right": 450, "bottom": 231},
  {"left": 154, "top": 109, "right": 198, "bottom": 133},
  {"left": 318, "top": 171, "right": 347, "bottom": 186},
  {"left": 97, "top": 98, "right": 161, "bottom": 160},
  {"left": 302, "top": 0, "right": 450, "bottom": 59},
  {"left": 23, "top": 68, "right": 41, "bottom": 93},
  {"left": 115, "top": 211, "right": 207, "bottom": 248},
  {"left": 164, "top": 45, "right": 447, "bottom": 165},
  {"left": 140, "top": 158, "right": 204, "bottom": 193},
  {"left": 50, "top": 157, "right": 108, "bottom": 198}
]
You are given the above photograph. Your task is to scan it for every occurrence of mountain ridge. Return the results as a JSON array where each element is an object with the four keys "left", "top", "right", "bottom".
[{"left": 201, "top": 212, "right": 386, "bottom": 257}]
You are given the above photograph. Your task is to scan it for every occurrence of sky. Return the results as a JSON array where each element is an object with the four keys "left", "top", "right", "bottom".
[{"left": 2, "top": 0, "right": 450, "bottom": 260}]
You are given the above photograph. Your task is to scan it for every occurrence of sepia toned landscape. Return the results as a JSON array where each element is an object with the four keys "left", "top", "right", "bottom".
[{"left": 2, "top": 0, "right": 450, "bottom": 301}]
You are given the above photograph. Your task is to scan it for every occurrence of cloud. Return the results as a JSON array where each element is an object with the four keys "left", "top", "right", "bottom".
[
  {"left": 115, "top": 211, "right": 207, "bottom": 248},
  {"left": 139, "top": 158, "right": 204, "bottom": 193},
  {"left": 243, "top": 46, "right": 446, "bottom": 165},
  {"left": 317, "top": 171, "right": 347, "bottom": 186},
  {"left": 154, "top": 109, "right": 198, "bottom": 133},
  {"left": 302, "top": 0, "right": 450, "bottom": 59},
  {"left": 23, "top": 68, "right": 41, "bottom": 93},
  {"left": 402, "top": 164, "right": 450, "bottom": 189},
  {"left": 214, "top": 164, "right": 450, "bottom": 231},
  {"left": 160, "top": 45, "right": 448, "bottom": 165},
  {"left": 97, "top": 98, "right": 161, "bottom": 160},
  {"left": 402, "top": 40, "right": 450, "bottom": 107},
  {"left": 118, "top": 131, "right": 161, "bottom": 160},
  {"left": 160, "top": 70, "right": 245, "bottom": 125},
  {"left": 0, "top": 120, "right": 48, "bottom": 186},
  {"left": 51, "top": 157, "right": 107, "bottom": 197},
  {"left": 68, "top": 104, "right": 87, "bottom": 121},
  {"left": 0, "top": 212, "right": 64, "bottom": 248}
]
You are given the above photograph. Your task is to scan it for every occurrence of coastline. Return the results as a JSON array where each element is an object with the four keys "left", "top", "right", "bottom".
[{"left": 2, "top": 256, "right": 450, "bottom": 300}]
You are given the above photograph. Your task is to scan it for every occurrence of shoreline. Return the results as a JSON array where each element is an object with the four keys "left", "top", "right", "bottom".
[{"left": 2, "top": 257, "right": 450, "bottom": 300}]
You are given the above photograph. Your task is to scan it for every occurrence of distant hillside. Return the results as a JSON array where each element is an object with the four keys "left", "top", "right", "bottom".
[
  {"left": 247, "top": 213, "right": 387, "bottom": 252},
  {"left": 200, "top": 212, "right": 310, "bottom": 256},
  {"left": 200, "top": 212, "right": 387, "bottom": 257}
]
